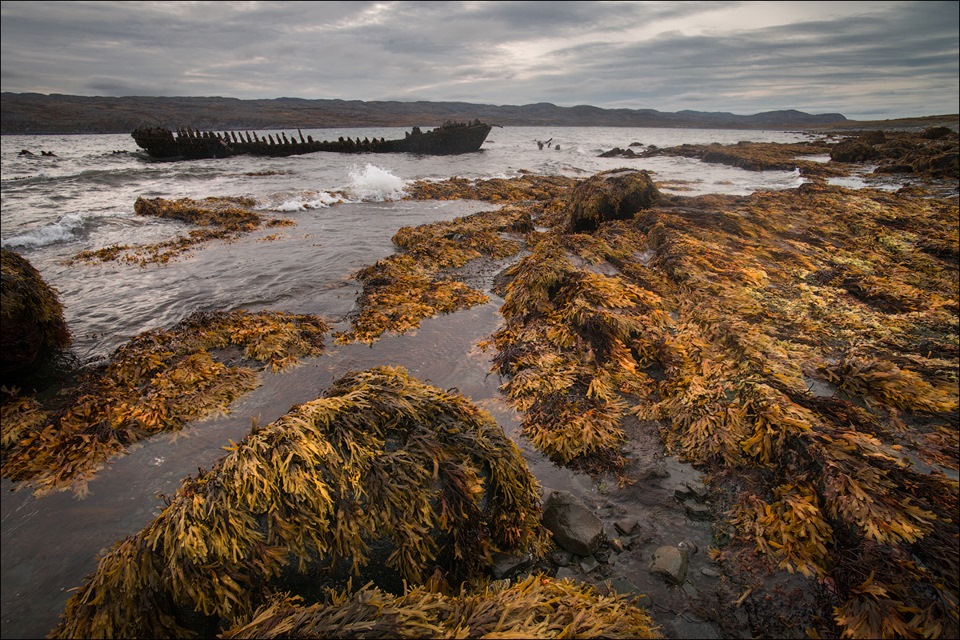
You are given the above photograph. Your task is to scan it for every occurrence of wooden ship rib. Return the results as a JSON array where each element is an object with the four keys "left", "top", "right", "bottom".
[{"left": 131, "top": 120, "right": 493, "bottom": 160}]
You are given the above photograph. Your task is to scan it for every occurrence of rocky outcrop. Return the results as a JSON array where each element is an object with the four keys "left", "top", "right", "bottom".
[
  {"left": 829, "top": 140, "right": 879, "bottom": 163},
  {"left": 830, "top": 129, "right": 960, "bottom": 178}
]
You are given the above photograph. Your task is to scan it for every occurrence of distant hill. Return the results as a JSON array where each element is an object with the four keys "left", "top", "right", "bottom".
[{"left": 1, "top": 93, "right": 857, "bottom": 134}]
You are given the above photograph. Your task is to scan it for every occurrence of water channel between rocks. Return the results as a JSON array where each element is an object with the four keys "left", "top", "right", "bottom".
[{"left": 2, "top": 297, "right": 724, "bottom": 640}]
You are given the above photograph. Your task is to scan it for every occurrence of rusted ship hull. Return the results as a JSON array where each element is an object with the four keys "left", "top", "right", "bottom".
[{"left": 131, "top": 121, "right": 493, "bottom": 160}]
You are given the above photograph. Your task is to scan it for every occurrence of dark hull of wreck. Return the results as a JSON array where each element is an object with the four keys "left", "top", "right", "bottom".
[{"left": 131, "top": 122, "right": 493, "bottom": 160}]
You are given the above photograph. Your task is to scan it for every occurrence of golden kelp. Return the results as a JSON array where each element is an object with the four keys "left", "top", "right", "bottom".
[
  {"left": 639, "top": 186, "right": 957, "bottom": 637},
  {"left": 0, "top": 249, "right": 71, "bottom": 374},
  {"left": 487, "top": 172, "right": 666, "bottom": 471},
  {"left": 490, "top": 233, "right": 670, "bottom": 469},
  {"left": 1, "top": 310, "right": 327, "bottom": 495},
  {"left": 221, "top": 574, "right": 661, "bottom": 639},
  {"left": 0, "top": 388, "right": 48, "bottom": 449},
  {"left": 337, "top": 206, "right": 538, "bottom": 345},
  {"left": 51, "top": 366, "right": 549, "bottom": 639},
  {"left": 405, "top": 174, "right": 576, "bottom": 203},
  {"left": 643, "top": 129, "right": 959, "bottom": 181},
  {"left": 488, "top": 162, "right": 958, "bottom": 637},
  {"left": 70, "top": 196, "right": 294, "bottom": 266},
  {"left": 336, "top": 254, "right": 489, "bottom": 345}
]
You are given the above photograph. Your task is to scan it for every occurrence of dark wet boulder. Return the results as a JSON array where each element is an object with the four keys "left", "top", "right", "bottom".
[
  {"left": 599, "top": 147, "right": 637, "bottom": 158},
  {"left": 921, "top": 126, "right": 953, "bottom": 140},
  {"left": 542, "top": 490, "right": 604, "bottom": 556},
  {"left": 830, "top": 139, "right": 878, "bottom": 163},
  {"left": 566, "top": 169, "right": 660, "bottom": 232},
  {"left": 1, "top": 249, "right": 70, "bottom": 375}
]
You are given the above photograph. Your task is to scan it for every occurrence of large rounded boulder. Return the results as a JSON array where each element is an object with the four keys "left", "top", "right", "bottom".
[
  {"left": 1, "top": 249, "right": 70, "bottom": 375},
  {"left": 566, "top": 169, "right": 661, "bottom": 233},
  {"left": 52, "top": 366, "right": 550, "bottom": 639}
]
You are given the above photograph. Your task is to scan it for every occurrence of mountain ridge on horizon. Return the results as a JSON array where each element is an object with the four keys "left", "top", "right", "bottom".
[
  {"left": 2, "top": 92, "right": 855, "bottom": 134},
  {"left": 1, "top": 92, "right": 953, "bottom": 135}
]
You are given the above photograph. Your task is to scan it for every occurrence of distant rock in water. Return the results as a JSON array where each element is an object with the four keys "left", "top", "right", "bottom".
[{"left": 1, "top": 249, "right": 70, "bottom": 375}]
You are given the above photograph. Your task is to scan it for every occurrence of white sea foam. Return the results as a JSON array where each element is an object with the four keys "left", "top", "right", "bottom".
[
  {"left": 827, "top": 175, "right": 901, "bottom": 191},
  {"left": 1, "top": 213, "right": 86, "bottom": 248},
  {"left": 345, "top": 163, "right": 408, "bottom": 201},
  {"left": 273, "top": 191, "right": 344, "bottom": 211}
]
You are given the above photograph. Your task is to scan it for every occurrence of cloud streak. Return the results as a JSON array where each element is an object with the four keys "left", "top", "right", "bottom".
[{"left": 1, "top": 0, "right": 957, "bottom": 119}]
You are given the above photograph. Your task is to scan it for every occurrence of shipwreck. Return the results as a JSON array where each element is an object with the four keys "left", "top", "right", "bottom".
[{"left": 131, "top": 120, "right": 493, "bottom": 160}]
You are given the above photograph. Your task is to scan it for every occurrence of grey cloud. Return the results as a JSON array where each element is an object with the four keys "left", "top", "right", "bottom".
[{"left": 1, "top": 0, "right": 956, "bottom": 119}]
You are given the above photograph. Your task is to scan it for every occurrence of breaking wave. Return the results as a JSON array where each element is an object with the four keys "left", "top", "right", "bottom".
[
  {"left": 1, "top": 213, "right": 87, "bottom": 249},
  {"left": 345, "top": 164, "right": 408, "bottom": 201}
]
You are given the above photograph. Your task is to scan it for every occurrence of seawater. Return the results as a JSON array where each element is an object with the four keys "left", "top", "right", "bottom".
[{"left": 3, "top": 126, "right": 825, "bottom": 638}]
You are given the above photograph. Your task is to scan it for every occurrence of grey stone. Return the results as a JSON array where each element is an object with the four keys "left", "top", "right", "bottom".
[
  {"left": 678, "top": 538, "right": 699, "bottom": 555},
  {"left": 614, "top": 518, "right": 639, "bottom": 536},
  {"left": 605, "top": 576, "right": 639, "bottom": 595},
  {"left": 491, "top": 552, "right": 532, "bottom": 579},
  {"left": 674, "top": 480, "right": 709, "bottom": 502},
  {"left": 674, "top": 616, "right": 722, "bottom": 640},
  {"left": 555, "top": 567, "right": 579, "bottom": 582},
  {"left": 686, "top": 480, "right": 709, "bottom": 501},
  {"left": 637, "top": 461, "right": 670, "bottom": 480},
  {"left": 580, "top": 555, "right": 600, "bottom": 573},
  {"left": 684, "top": 501, "right": 713, "bottom": 521},
  {"left": 700, "top": 567, "right": 721, "bottom": 578},
  {"left": 542, "top": 490, "right": 604, "bottom": 557},
  {"left": 649, "top": 545, "right": 689, "bottom": 585},
  {"left": 550, "top": 550, "right": 573, "bottom": 567}
]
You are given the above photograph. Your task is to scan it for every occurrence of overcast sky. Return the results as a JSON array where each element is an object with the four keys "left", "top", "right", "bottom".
[{"left": 2, "top": 1, "right": 957, "bottom": 120}]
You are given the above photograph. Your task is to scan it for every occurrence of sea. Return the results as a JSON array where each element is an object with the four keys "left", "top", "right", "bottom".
[{"left": 0, "top": 125, "right": 888, "bottom": 638}]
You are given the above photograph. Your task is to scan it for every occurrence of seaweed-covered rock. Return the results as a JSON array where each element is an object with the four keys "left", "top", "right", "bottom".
[
  {"left": 0, "top": 249, "right": 70, "bottom": 375},
  {"left": 830, "top": 139, "right": 878, "bottom": 163},
  {"left": 566, "top": 169, "right": 660, "bottom": 233},
  {"left": 72, "top": 196, "right": 295, "bottom": 266},
  {"left": 220, "top": 575, "right": 661, "bottom": 638},
  {"left": 915, "top": 152, "right": 959, "bottom": 179},
  {"left": 51, "top": 367, "right": 549, "bottom": 639}
]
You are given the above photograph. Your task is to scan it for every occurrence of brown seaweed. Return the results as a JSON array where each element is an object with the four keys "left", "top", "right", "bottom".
[
  {"left": 1, "top": 309, "right": 327, "bottom": 495},
  {"left": 70, "top": 196, "right": 296, "bottom": 266},
  {"left": 220, "top": 574, "right": 661, "bottom": 639},
  {"left": 50, "top": 366, "right": 549, "bottom": 639}
]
